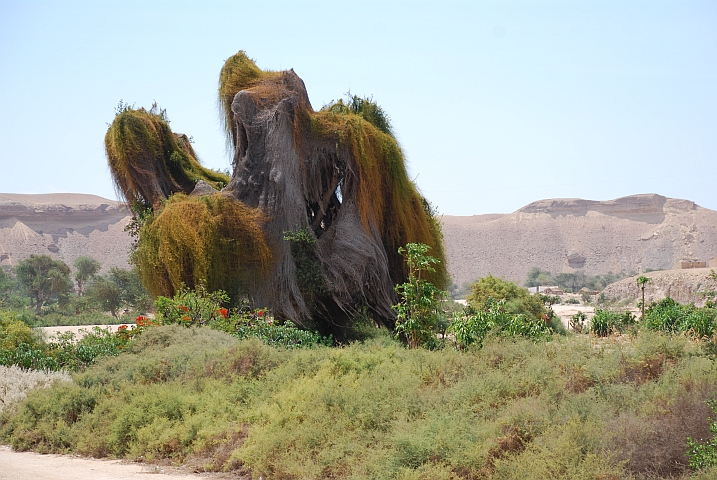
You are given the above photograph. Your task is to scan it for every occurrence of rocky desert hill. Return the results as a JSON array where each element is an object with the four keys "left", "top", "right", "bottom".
[
  {"left": 602, "top": 268, "right": 716, "bottom": 307},
  {"left": 441, "top": 194, "right": 717, "bottom": 287},
  {"left": 3, "top": 192, "right": 717, "bottom": 302},
  {"left": 0, "top": 193, "right": 132, "bottom": 273}
]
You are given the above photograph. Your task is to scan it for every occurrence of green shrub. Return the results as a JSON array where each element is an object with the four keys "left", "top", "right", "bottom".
[
  {"left": 2, "top": 327, "right": 715, "bottom": 478},
  {"left": 645, "top": 297, "right": 716, "bottom": 337},
  {"left": 393, "top": 243, "right": 446, "bottom": 349},
  {"left": 448, "top": 299, "right": 550, "bottom": 350},
  {"left": 0, "top": 326, "right": 131, "bottom": 372},
  {"left": 155, "top": 284, "right": 230, "bottom": 327},
  {"left": 590, "top": 309, "right": 635, "bottom": 336}
]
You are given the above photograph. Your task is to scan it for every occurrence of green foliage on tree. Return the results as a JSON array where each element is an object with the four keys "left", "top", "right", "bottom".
[
  {"left": 524, "top": 267, "right": 629, "bottom": 293},
  {"left": 0, "top": 267, "right": 24, "bottom": 308},
  {"left": 15, "top": 255, "right": 73, "bottom": 314},
  {"left": 73, "top": 256, "right": 101, "bottom": 296},
  {"left": 393, "top": 243, "right": 446, "bottom": 349},
  {"left": 468, "top": 274, "right": 546, "bottom": 322},
  {"left": 524, "top": 267, "right": 555, "bottom": 288},
  {"left": 87, "top": 268, "right": 151, "bottom": 319},
  {"left": 636, "top": 275, "right": 650, "bottom": 321}
]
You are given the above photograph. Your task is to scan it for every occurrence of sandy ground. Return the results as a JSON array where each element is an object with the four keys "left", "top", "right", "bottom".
[
  {"left": 40, "top": 324, "right": 125, "bottom": 339},
  {"left": 552, "top": 304, "right": 595, "bottom": 329},
  {"left": 0, "top": 445, "right": 211, "bottom": 480}
]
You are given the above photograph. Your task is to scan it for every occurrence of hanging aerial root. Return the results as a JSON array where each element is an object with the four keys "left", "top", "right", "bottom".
[{"left": 134, "top": 193, "right": 273, "bottom": 299}]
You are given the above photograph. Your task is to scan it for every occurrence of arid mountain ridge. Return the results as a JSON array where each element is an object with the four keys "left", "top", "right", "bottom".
[
  {"left": 2, "top": 193, "right": 716, "bottom": 295},
  {"left": 442, "top": 193, "right": 717, "bottom": 286},
  {"left": 0, "top": 193, "right": 132, "bottom": 273}
]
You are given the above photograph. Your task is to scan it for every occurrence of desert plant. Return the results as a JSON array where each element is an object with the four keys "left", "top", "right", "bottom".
[
  {"left": 570, "top": 311, "right": 586, "bottom": 333},
  {"left": 0, "top": 365, "right": 72, "bottom": 412}
]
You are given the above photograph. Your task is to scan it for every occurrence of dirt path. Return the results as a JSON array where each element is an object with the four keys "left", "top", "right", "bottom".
[
  {"left": 40, "top": 325, "right": 124, "bottom": 339},
  {"left": 0, "top": 445, "right": 212, "bottom": 479}
]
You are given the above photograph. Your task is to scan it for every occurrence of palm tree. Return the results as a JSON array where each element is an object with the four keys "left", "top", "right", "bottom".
[{"left": 636, "top": 276, "right": 651, "bottom": 321}]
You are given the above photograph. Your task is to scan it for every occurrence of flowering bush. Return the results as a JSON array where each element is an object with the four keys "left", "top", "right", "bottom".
[{"left": 155, "top": 284, "right": 230, "bottom": 327}]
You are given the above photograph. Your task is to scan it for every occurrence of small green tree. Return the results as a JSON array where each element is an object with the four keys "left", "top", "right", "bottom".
[
  {"left": 524, "top": 267, "right": 555, "bottom": 288},
  {"left": 467, "top": 275, "right": 547, "bottom": 322},
  {"left": 74, "top": 256, "right": 101, "bottom": 296},
  {"left": 636, "top": 275, "right": 651, "bottom": 321},
  {"left": 87, "top": 277, "right": 123, "bottom": 318},
  {"left": 107, "top": 267, "right": 151, "bottom": 312},
  {"left": 15, "top": 255, "right": 73, "bottom": 314},
  {"left": 393, "top": 243, "right": 446, "bottom": 348}
]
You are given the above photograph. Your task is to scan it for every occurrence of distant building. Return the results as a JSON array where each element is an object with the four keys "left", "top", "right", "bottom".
[{"left": 675, "top": 259, "right": 707, "bottom": 269}]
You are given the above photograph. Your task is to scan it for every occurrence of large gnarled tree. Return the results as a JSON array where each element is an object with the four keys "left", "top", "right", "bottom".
[{"left": 106, "top": 51, "right": 446, "bottom": 337}]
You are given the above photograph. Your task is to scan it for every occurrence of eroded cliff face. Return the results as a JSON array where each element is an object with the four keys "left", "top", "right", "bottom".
[
  {"left": 0, "top": 193, "right": 132, "bottom": 273},
  {"left": 442, "top": 194, "right": 717, "bottom": 286},
  {"left": 602, "top": 268, "right": 717, "bottom": 307}
]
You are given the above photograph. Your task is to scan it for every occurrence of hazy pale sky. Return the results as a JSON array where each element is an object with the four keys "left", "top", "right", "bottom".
[{"left": 1, "top": 1, "right": 715, "bottom": 215}]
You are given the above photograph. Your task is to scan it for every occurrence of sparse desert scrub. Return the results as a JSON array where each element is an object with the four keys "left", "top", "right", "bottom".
[
  {"left": 0, "top": 365, "right": 71, "bottom": 413},
  {"left": 1, "top": 326, "right": 716, "bottom": 479}
]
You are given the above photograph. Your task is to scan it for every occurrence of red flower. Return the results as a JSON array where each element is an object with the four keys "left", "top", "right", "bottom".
[
  {"left": 118, "top": 325, "right": 128, "bottom": 331},
  {"left": 182, "top": 315, "right": 190, "bottom": 321},
  {"left": 218, "top": 308, "right": 228, "bottom": 318},
  {"left": 179, "top": 305, "right": 189, "bottom": 312},
  {"left": 257, "top": 310, "right": 264, "bottom": 317}
]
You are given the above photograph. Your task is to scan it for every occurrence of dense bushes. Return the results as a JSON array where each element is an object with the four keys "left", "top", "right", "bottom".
[
  {"left": 155, "top": 285, "right": 332, "bottom": 348},
  {"left": 0, "top": 325, "right": 129, "bottom": 372},
  {"left": 1, "top": 327, "right": 715, "bottom": 478},
  {"left": 590, "top": 309, "right": 636, "bottom": 336},
  {"left": 645, "top": 297, "right": 716, "bottom": 337},
  {"left": 448, "top": 299, "right": 551, "bottom": 350}
]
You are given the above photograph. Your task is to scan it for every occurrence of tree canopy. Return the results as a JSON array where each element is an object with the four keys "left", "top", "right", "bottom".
[
  {"left": 74, "top": 256, "right": 100, "bottom": 296},
  {"left": 467, "top": 274, "right": 546, "bottom": 322},
  {"left": 15, "top": 255, "right": 73, "bottom": 314}
]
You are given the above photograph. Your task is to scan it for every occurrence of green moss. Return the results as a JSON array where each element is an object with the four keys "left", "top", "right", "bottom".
[
  {"left": 105, "top": 106, "right": 229, "bottom": 207},
  {"left": 306, "top": 108, "right": 448, "bottom": 289},
  {"left": 218, "top": 51, "right": 280, "bottom": 151}
]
